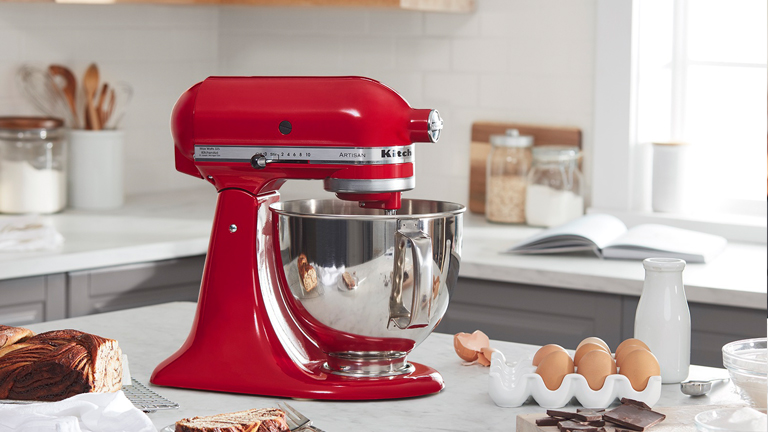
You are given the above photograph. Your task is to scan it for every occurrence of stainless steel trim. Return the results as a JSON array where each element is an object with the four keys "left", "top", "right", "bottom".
[
  {"left": 194, "top": 144, "right": 414, "bottom": 165},
  {"left": 428, "top": 110, "right": 443, "bottom": 143},
  {"left": 323, "top": 177, "right": 415, "bottom": 194},
  {"left": 322, "top": 351, "right": 414, "bottom": 377},
  {"left": 271, "top": 198, "right": 465, "bottom": 220}
]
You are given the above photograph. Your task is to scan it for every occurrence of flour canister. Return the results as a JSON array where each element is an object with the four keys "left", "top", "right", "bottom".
[{"left": 0, "top": 117, "right": 67, "bottom": 214}]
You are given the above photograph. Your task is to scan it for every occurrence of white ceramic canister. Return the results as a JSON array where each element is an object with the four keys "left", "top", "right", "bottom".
[
  {"left": 634, "top": 258, "right": 691, "bottom": 383},
  {"left": 651, "top": 141, "right": 689, "bottom": 213},
  {"left": 67, "top": 129, "right": 124, "bottom": 210}
]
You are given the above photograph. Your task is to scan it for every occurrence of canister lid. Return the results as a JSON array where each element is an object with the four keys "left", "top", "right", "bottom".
[
  {"left": 490, "top": 129, "right": 533, "bottom": 148},
  {"left": 0, "top": 117, "right": 64, "bottom": 140},
  {"left": 532, "top": 145, "right": 580, "bottom": 162}
]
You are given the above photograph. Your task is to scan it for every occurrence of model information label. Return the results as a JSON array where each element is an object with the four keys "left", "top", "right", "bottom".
[{"left": 194, "top": 145, "right": 414, "bottom": 165}]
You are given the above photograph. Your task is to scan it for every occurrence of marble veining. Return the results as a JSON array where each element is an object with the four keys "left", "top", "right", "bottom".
[{"left": 25, "top": 302, "right": 747, "bottom": 432}]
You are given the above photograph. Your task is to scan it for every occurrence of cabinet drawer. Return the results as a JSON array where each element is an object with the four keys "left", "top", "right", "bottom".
[
  {"left": 438, "top": 278, "right": 624, "bottom": 349},
  {"left": 68, "top": 256, "right": 205, "bottom": 317},
  {"left": 0, "top": 274, "right": 66, "bottom": 325}
]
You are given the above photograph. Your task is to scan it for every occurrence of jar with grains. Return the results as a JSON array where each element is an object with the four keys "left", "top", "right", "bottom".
[
  {"left": 525, "top": 146, "right": 584, "bottom": 227},
  {"left": 486, "top": 129, "right": 533, "bottom": 223},
  {"left": 0, "top": 117, "right": 67, "bottom": 214}
]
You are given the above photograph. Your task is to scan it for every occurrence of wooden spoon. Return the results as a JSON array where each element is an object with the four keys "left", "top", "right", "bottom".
[
  {"left": 82, "top": 63, "right": 101, "bottom": 131},
  {"left": 48, "top": 64, "right": 79, "bottom": 128},
  {"left": 96, "top": 82, "right": 108, "bottom": 127}
]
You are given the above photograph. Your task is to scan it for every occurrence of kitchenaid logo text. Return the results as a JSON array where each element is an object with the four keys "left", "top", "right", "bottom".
[{"left": 380, "top": 148, "right": 412, "bottom": 158}]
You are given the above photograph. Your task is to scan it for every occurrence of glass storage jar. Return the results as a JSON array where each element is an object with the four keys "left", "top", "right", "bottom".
[
  {"left": 485, "top": 129, "right": 533, "bottom": 223},
  {"left": 525, "top": 145, "right": 583, "bottom": 227},
  {"left": 0, "top": 117, "right": 67, "bottom": 214}
]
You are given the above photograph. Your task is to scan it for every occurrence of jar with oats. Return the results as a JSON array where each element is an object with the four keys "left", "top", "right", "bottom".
[{"left": 485, "top": 129, "right": 533, "bottom": 223}]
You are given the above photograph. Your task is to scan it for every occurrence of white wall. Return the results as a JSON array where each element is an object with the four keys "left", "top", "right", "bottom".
[{"left": 0, "top": 1, "right": 596, "bottom": 206}]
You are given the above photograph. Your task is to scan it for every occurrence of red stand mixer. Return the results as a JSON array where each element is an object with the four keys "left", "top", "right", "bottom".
[{"left": 151, "top": 76, "right": 464, "bottom": 400}]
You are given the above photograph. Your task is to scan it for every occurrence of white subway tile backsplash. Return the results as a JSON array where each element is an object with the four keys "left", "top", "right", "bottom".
[
  {"left": 368, "top": 10, "right": 423, "bottom": 36},
  {"left": 0, "top": 1, "right": 597, "bottom": 200},
  {"left": 452, "top": 38, "right": 508, "bottom": 72},
  {"left": 395, "top": 37, "right": 451, "bottom": 71},
  {"left": 423, "top": 72, "right": 478, "bottom": 107},
  {"left": 424, "top": 10, "right": 480, "bottom": 37}
]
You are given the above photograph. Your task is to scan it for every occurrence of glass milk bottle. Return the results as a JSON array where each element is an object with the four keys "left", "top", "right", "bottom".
[{"left": 634, "top": 258, "right": 691, "bottom": 383}]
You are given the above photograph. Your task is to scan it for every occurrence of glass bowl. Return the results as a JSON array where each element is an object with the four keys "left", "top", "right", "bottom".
[
  {"left": 695, "top": 407, "right": 767, "bottom": 432},
  {"left": 722, "top": 338, "right": 767, "bottom": 408}
]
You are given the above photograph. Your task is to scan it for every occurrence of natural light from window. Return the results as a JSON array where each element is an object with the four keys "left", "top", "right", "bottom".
[{"left": 635, "top": 0, "right": 767, "bottom": 215}]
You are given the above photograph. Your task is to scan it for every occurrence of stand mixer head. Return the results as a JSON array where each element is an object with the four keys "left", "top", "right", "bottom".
[{"left": 151, "top": 76, "right": 464, "bottom": 400}]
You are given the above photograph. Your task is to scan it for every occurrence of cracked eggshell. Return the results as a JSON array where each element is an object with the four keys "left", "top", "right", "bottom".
[
  {"left": 535, "top": 350, "right": 575, "bottom": 390},
  {"left": 477, "top": 347, "right": 498, "bottom": 366},
  {"left": 532, "top": 344, "right": 568, "bottom": 366},
  {"left": 453, "top": 330, "right": 490, "bottom": 362}
]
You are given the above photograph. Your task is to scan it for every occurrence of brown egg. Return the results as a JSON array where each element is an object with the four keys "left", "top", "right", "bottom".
[
  {"left": 576, "top": 337, "right": 611, "bottom": 353},
  {"left": 574, "top": 342, "right": 607, "bottom": 366},
  {"left": 577, "top": 349, "right": 617, "bottom": 390},
  {"left": 616, "top": 344, "right": 649, "bottom": 368},
  {"left": 615, "top": 338, "right": 650, "bottom": 360},
  {"left": 533, "top": 344, "right": 568, "bottom": 366},
  {"left": 536, "top": 350, "right": 575, "bottom": 390},
  {"left": 453, "top": 330, "right": 490, "bottom": 362},
  {"left": 619, "top": 348, "right": 660, "bottom": 391}
]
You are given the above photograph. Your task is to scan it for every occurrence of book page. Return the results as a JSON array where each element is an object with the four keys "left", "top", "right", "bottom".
[
  {"left": 604, "top": 224, "right": 728, "bottom": 262},
  {"left": 508, "top": 214, "right": 628, "bottom": 252}
]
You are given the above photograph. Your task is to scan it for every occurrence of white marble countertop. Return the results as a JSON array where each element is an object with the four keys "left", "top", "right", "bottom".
[
  {"left": 25, "top": 302, "right": 747, "bottom": 432},
  {"left": 1, "top": 188, "right": 765, "bottom": 309}
]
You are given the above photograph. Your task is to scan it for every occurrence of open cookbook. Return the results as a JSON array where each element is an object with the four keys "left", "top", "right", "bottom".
[{"left": 506, "top": 214, "right": 728, "bottom": 263}]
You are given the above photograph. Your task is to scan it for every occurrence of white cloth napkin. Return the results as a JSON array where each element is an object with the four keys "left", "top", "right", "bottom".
[
  {"left": 0, "top": 391, "right": 156, "bottom": 432},
  {"left": 0, "top": 216, "right": 64, "bottom": 252}
]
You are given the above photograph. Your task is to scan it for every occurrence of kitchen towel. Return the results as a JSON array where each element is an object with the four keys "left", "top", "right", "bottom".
[
  {"left": 0, "top": 216, "right": 63, "bottom": 251},
  {"left": 0, "top": 391, "right": 155, "bottom": 432}
]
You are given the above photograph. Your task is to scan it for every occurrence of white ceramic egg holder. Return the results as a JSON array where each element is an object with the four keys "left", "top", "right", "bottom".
[{"left": 488, "top": 351, "right": 662, "bottom": 409}]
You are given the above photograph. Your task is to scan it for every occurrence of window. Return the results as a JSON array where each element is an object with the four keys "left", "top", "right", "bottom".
[
  {"left": 636, "top": 0, "right": 767, "bottom": 214},
  {"left": 592, "top": 0, "right": 766, "bottom": 241}
]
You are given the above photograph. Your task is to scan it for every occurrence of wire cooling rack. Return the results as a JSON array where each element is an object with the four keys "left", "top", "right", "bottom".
[{"left": 123, "top": 379, "right": 179, "bottom": 413}]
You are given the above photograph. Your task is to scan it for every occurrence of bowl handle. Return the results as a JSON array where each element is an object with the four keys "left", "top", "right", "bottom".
[{"left": 388, "top": 227, "right": 433, "bottom": 330}]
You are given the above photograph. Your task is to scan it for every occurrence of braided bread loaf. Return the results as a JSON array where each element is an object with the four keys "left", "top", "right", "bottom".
[{"left": 0, "top": 328, "right": 123, "bottom": 401}]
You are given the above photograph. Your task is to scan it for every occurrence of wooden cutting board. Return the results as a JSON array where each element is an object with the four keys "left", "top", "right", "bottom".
[
  {"left": 468, "top": 122, "right": 582, "bottom": 214},
  {"left": 516, "top": 405, "right": 740, "bottom": 432}
]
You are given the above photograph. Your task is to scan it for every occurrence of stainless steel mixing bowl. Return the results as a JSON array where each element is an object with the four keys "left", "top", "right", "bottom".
[{"left": 269, "top": 199, "right": 464, "bottom": 377}]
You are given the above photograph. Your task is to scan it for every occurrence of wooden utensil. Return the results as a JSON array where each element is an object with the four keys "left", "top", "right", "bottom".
[
  {"left": 82, "top": 63, "right": 101, "bottom": 131},
  {"left": 48, "top": 64, "right": 79, "bottom": 128},
  {"left": 468, "top": 122, "right": 582, "bottom": 214},
  {"left": 96, "top": 83, "right": 109, "bottom": 127}
]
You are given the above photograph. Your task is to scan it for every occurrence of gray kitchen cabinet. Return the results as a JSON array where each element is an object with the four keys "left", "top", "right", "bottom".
[
  {"left": 437, "top": 277, "right": 625, "bottom": 351},
  {"left": 67, "top": 256, "right": 205, "bottom": 318},
  {"left": 0, "top": 274, "right": 66, "bottom": 326},
  {"left": 438, "top": 277, "right": 766, "bottom": 368}
]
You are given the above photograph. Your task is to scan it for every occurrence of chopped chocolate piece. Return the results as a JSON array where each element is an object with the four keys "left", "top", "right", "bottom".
[
  {"left": 557, "top": 420, "right": 599, "bottom": 431},
  {"left": 603, "top": 404, "right": 666, "bottom": 431},
  {"left": 613, "top": 429, "right": 634, "bottom": 432},
  {"left": 620, "top": 398, "right": 652, "bottom": 410},
  {"left": 577, "top": 409, "right": 606, "bottom": 414},
  {"left": 583, "top": 420, "right": 605, "bottom": 427},
  {"left": 547, "top": 409, "right": 601, "bottom": 422},
  {"left": 548, "top": 410, "right": 579, "bottom": 420},
  {"left": 536, "top": 417, "right": 561, "bottom": 426}
]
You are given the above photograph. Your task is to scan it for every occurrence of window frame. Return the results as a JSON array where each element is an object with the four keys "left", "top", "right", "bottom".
[{"left": 590, "top": 0, "right": 766, "bottom": 244}]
